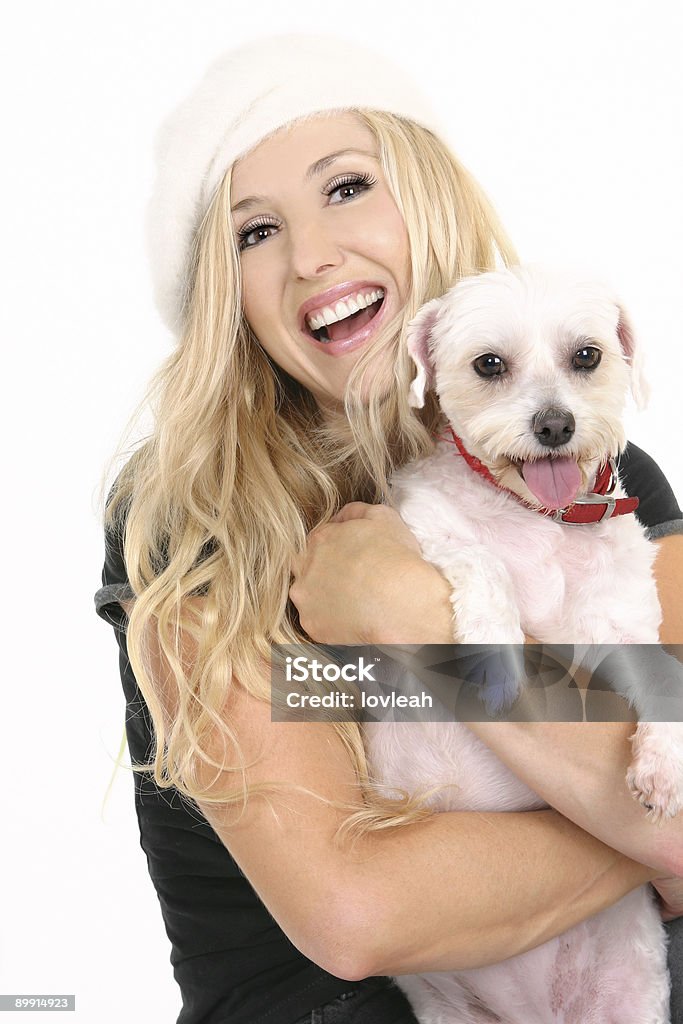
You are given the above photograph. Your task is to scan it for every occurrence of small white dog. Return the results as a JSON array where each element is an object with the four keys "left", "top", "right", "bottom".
[{"left": 363, "top": 266, "right": 683, "bottom": 1023}]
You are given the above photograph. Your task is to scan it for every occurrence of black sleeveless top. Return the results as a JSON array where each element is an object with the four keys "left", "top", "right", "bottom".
[{"left": 94, "top": 442, "right": 683, "bottom": 1024}]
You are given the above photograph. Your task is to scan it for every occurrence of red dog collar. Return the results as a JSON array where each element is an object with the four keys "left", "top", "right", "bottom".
[{"left": 436, "top": 427, "right": 639, "bottom": 525}]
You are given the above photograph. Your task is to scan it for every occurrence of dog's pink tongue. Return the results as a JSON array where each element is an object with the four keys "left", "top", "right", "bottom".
[{"left": 521, "top": 457, "right": 582, "bottom": 510}]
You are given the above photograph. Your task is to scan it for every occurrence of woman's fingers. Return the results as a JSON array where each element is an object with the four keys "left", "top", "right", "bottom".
[{"left": 329, "top": 501, "right": 379, "bottom": 523}]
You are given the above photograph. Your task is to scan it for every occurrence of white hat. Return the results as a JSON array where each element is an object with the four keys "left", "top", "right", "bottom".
[{"left": 146, "top": 34, "right": 443, "bottom": 334}]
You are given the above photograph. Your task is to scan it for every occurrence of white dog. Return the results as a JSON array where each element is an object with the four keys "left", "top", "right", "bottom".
[{"left": 363, "top": 266, "right": 683, "bottom": 1023}]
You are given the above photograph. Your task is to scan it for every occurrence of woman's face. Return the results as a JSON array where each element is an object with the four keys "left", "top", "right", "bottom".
[{"left": 230, "top": 113, "right": 411, "bottom": 411}]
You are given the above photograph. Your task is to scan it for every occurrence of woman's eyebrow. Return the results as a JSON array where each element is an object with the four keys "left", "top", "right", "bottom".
[
  {"left": 304, "top": 147, "right": 378, "bottom": 181},
  {"left": 231, "top": 194, "right": 268, "bottom": 215},
  {"left": 231, "top": 148, "right": 378, "bottom": 214}
]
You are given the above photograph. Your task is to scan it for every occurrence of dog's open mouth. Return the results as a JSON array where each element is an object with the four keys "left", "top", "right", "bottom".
[
  {"left": 306, "top": 290, "right": 385, "bottom": 343},
  {"left": 515, "top": 456, "right": 582, "bottom": 510}
]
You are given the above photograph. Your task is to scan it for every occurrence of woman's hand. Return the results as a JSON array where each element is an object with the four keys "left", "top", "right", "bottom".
[
  {"left": 289, "top": 502, "right": 454, "bottom": 644},
  {"left": 652, "top": 874, "right": 683, "bottom": 922}
]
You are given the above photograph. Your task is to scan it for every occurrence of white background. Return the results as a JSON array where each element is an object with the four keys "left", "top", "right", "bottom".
[{"left": 1, "top": 1, "right": 681, "bottom": 1021}]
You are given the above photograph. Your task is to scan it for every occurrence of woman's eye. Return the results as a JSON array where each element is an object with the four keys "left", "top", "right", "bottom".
[
  {"left": 473, "top": 353, "right": 507, "bottom": 377},
  {"left": 573, "top": 346, "right": 602, "bottom": 370},
  {"left": 324, "top": 172, "right": 377, "bottom": 205},
  {"left": 237, "top": 221, "right": 279, "bottom": 251}
]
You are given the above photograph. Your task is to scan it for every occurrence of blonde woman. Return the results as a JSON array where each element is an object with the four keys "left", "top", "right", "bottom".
[{"left": 96, "top": 36, "right": 683, "bottom": 1024}]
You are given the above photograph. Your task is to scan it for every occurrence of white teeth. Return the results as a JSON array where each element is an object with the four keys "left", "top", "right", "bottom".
[{"left": 306, "top": 288, "right": 384, "bottom": 332}]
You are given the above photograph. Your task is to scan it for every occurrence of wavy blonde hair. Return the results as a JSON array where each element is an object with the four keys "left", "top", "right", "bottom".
[{"left": 103, "top": 110, "right": 517, "bottom": 836}]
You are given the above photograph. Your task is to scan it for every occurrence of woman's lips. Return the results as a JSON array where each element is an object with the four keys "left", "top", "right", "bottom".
[
  {"left": 301, "top": 282, "right": 389, "bottom": 358},
  {"left": 303, "top": 297, "right": 387, "bottom": 356}
]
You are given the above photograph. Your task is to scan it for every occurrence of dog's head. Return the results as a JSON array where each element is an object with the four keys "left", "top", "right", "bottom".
[{"left": 407, "top": 266, "right": 648, "bottom": 510}]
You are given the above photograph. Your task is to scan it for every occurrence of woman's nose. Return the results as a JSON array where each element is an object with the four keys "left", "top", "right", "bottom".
[{"left": 288, "top": 219, "right": 344, "bottom": 279}]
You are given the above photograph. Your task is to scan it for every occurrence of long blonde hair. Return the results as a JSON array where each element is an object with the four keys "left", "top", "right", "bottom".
[{"left": 103, "top": 111, "right": 517, "bottom": 833}]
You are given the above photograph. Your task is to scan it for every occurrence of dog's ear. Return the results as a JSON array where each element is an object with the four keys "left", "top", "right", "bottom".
[
  {"left": 407, "top": 297, "right": 443, "bottom": 408},
  {"left": 616, "top": 304, "right": 649, "bottom": 409}
]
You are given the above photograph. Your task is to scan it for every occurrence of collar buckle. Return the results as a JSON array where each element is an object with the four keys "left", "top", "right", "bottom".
[
  {"left": 553, "top": 493, "right": 618, "bottom": 525},
  {"left": 598, "top": 495, "right": 617, "bottom": 521}
]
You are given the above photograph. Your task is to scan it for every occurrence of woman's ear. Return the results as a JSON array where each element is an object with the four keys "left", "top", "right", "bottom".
[
  {"left": 407, "top": 297, "right": 443, "bottom": 408},
  {"left": 616, "top": 304, "right": 650, "bottom": 410}
]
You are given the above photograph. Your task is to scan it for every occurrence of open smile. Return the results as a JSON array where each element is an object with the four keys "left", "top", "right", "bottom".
[{"left": 299, "top": 282, "right": 387, "bottom": 356}]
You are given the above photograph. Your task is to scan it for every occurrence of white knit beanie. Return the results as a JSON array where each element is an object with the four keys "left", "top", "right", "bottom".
[{"left": 146, "top": 34, "right": 443, "bottom": 334}]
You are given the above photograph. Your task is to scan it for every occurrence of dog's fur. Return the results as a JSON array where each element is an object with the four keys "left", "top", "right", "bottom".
[{"left": 364, "top": 266, "right": 683, "bottom": 1023}]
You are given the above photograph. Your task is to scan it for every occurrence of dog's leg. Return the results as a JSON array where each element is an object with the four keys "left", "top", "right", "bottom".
[
  {"left": 435, "top": 547, "right": 526, "bottom": 715},
  {"left": 582, "top": 644, "right": 683, "bottom": 820},
  {"left": 623, "top": 647, "right": 683, "bottom": 820}
]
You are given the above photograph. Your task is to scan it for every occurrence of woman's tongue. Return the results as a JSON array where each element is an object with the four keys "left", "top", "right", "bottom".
[
  {"left": 521, "top": 457, "right": 582, "bottom": 510},
  {"left": 326, "top": 304, "right": 376, "bottom": 342}
]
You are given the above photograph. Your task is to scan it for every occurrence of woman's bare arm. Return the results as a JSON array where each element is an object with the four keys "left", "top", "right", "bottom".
[
  {"left": 465, "top": 719, "right": 683, "bottom": 876},
  {"left": 130, "top": 600, "right": 654, "bottom": 982},
  {"left": 289, "top": 510, "right": 683, "bottom": 875},
  {"left": 653, "top": 533, "right": 683, "bottom": 645},
  {"left": 462, "top": 534, "right": 683, "bottom": 877}
]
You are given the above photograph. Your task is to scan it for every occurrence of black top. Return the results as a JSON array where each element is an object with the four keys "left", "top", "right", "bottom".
[{"left": 94, "top": 442, "right": 683, "bottom": 1024}]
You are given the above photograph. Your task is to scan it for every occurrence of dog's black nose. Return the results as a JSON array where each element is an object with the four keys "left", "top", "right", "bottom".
[{"left": 533, "top": 409, "right": 575, "bottom": 448}]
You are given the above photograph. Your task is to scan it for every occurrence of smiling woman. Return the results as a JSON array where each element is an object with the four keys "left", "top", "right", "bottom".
[
  {"left": 231, "top": 113, "right": 411, "bottom": 403},
  {"left": 95, "top": 32, "right": 683, "bottom": 1024}
]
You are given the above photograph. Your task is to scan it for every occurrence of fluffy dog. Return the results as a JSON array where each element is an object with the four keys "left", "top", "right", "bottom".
[{"left": 363, "top": 266, "right": 683, "bottom": 1023}]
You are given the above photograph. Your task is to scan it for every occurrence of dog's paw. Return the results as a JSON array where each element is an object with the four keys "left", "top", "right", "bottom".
[
  {"left": 481, "top": 674, "right": 521, "bottom": 717},
  {"left": 626, "top": 763, "right": 683, "bottom": 822},
  {"left": 627, "top": 723, "right": 683, "bottom": 822},
  {"left": 463, "top": 647, "right": 523, "bottom": 717},
  {"left": 452, "top": 645, "right": 524, "bottom": 717}
]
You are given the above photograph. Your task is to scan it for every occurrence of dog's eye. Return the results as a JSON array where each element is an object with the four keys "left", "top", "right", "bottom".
[
  {"left": 573, "top": 346, "right": 602, "bottom": 370},
  {"left": 473, "top": 354, "right": 507, "bottom": 378}
]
